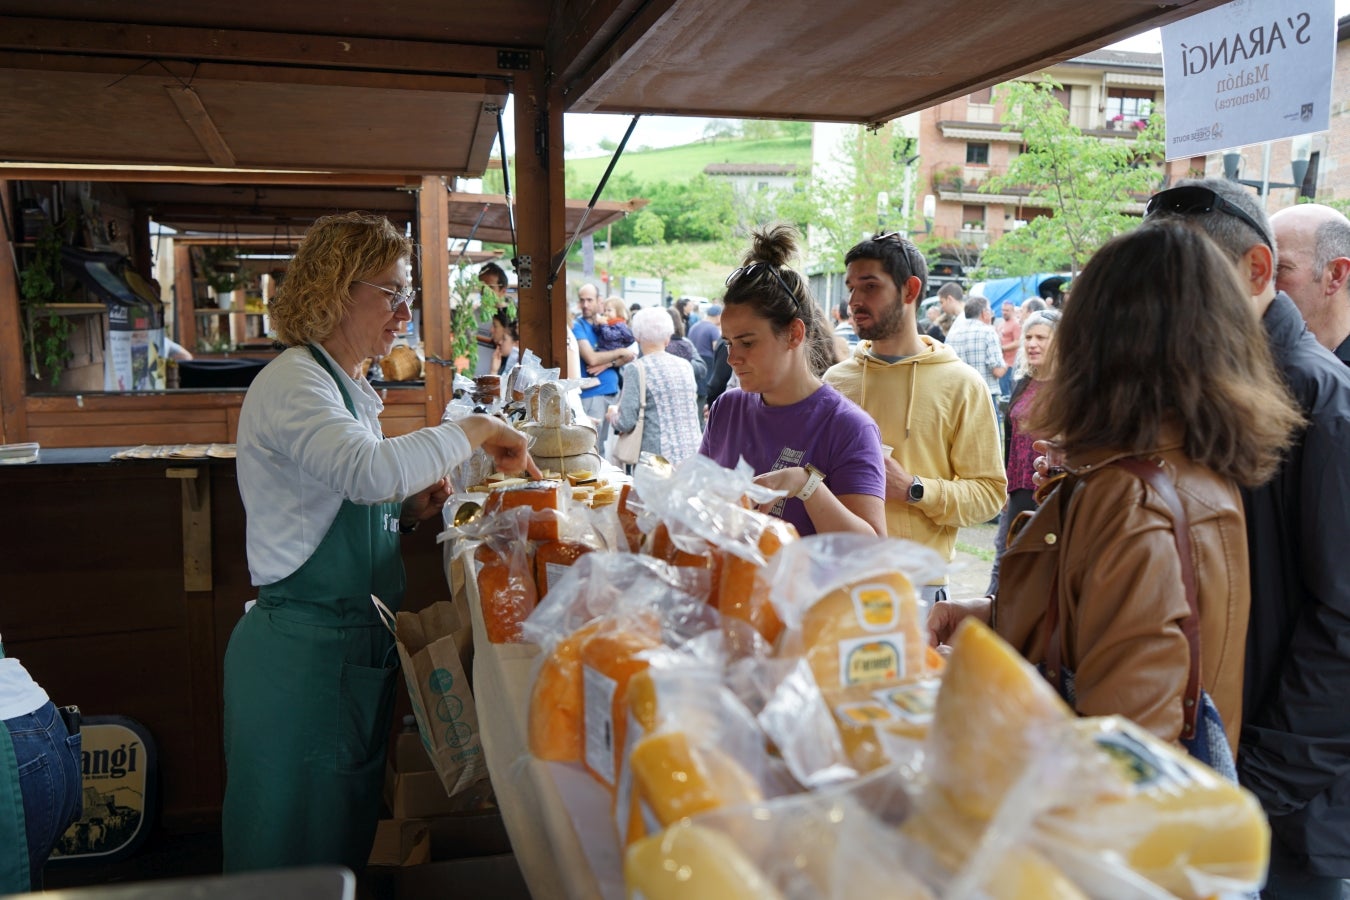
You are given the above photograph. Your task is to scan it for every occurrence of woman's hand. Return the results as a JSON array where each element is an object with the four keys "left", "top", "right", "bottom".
[
  {"left": 605, "top": 405, "right": 620, "bottom": 427},
  {"left": 1030, "top": 438, "right": 1066, "bottom": 488},
  {"left": 927, "top": 596, "right": 993, "bottom": 648},
  {"left": 752, "top": 467, "right": 807, "bottom": 508},
  {"left": 401, "top": 476, "right": 452, "bottom": 527},
  {"left": 459, "top": 414, "right": 542, "bottom": 479}
]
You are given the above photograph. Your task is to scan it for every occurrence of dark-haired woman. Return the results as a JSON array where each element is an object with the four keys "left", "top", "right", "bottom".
[
  {"left": 930, "top": 220, "right": 1301, "bottom": 751},
  {"left": 490, "top": 310, "right": 519, "bottom": 377},
  {"left": 699, "top": 225, "right": 886, "bottom": 537}
]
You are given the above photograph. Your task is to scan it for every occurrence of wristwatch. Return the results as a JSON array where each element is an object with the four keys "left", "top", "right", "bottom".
[
  {"left": 907, "top": 475, "right": 924, "bottom": 503},
  {"left": 797, "top": 464, "right": 826, "bottom": 501}
]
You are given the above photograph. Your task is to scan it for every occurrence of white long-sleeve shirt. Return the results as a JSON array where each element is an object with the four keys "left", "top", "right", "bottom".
[
  {"left": 236, "top": 344, "right": 471, "bottom": 585},
  {"left": 0, "top": 635, "right": 48, "bottom": 721}
]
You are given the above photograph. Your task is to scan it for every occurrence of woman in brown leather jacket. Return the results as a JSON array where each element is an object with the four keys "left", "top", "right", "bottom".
[{"left": 930, "top": 221, "right": 1301, "bottom": 752}]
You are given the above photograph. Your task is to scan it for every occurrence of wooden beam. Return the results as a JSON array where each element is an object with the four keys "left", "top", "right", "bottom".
[
  {"left": 0, "top": 15, "right": 522, "bottom": 80},
  {"left": 165, "top": 86, "right": 236, "bottom": 167},
  {"left": 559, "top": 0, "right": 683, "bottom": 111},
  {"left": 0, "top": 180, "right": 27, "bottom": 444},
  {"left": 513, "top": 52, "right": 566, "bottom": 370},
  {"left": 418, "top": 176, "right": 452, "bottom": 428},
  {"left": 0, "top": 167, "right": 423, "bottom": 187}
]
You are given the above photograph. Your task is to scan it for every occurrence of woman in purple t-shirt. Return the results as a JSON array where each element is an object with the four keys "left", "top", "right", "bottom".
[{"left": 699, "top": 226, "right": 886, "bottom": 537}]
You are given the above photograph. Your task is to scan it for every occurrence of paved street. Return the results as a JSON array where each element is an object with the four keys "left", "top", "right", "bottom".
[{"left": 946, "top": 520, "right": 998, "bottom": 600}]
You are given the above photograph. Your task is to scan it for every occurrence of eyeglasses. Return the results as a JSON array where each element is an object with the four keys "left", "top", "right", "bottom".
[
  {"left": 725, "top": 262, "right": 803, "bottom": 318},
  {"left": 1144, "top": 186, "right": 1274, "bottom": 250},
  {"left": 355, "top": 280, "right": 418, "bottom": 311}
]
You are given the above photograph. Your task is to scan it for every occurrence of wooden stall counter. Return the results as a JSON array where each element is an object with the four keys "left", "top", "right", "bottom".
[
  {"left": 18, "top": 382, "right": 432, "bottom": 449},
  {"left": 0, "top": 446, "right": 452, "bottom": 831}
]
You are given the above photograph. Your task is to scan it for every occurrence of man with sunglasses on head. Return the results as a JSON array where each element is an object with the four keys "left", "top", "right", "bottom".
[
  {"left": 824, "top": 232, "right": 1006, "bottom": 605},
  {"left": 1146, "top": 178, "right": 1350, "bottom": 900}
]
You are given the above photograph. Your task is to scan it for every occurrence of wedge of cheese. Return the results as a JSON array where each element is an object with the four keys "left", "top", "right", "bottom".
[
  {"left": 1039, "top": 716, "right": 1269, "bottom": 899},
  {"left": 624, "top": 823, "right": 784, "bottom": 900},
  {"left": 629, "top": 730, "right": 763, "bottom": 829},
  {"left": 717, "top": 517, "right": 796, "bottom": 647},
  {"left": 926, "top": 619, "right": 1073, "bottom": 821}
]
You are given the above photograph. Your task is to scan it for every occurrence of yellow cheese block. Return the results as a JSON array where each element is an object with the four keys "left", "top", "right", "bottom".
[
  {"left": 802, "top": 570, "right": 924, "bottom": 691},
  {"left": 1039, "top": 716, "right": 1270, "bottom": 899},
  {"left": 926, "top": 619, "right": 1073, "bottom": 820},
  {"left": 629, "top": 730, "right": 763, "bottom": 828},
  {"left": 625, "top": 823, "right": 783, "bottom": 900},
  {"left": 828, "top": 678, "right": 940, "bottom": 774}
]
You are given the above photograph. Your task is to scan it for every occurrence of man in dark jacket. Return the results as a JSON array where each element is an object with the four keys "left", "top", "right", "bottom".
[{"left": 1147, "top": 178, "right": 1350, "bottom": 899}]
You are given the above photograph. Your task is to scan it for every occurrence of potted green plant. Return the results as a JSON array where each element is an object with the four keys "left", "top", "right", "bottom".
[
  {"left": 19, "top": 218, "right": 77, "bottom": 386},
  {"left": 199, "top": 245, "right": 250, "bottom": 305}
]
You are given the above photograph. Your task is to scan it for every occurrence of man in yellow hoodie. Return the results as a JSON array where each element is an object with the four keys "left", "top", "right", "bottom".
[{"left": 824, "top": 233, "right": 1006, "bottom": 602}]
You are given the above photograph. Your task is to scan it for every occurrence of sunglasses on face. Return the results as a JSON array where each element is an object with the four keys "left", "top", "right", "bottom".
[
  {"left": 355, "top": 280, "right": 418, "bottom": 311},
  {"left": 1144, "top": 186, "right": 1274, "bottom": 250},
  {"left": 726, "top": 262, "right": 803, "bottom": 318}
]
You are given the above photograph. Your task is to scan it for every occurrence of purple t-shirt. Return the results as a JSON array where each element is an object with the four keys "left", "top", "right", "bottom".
[{"left": 699, "top": 383, "right": 886, "bottom": 536}]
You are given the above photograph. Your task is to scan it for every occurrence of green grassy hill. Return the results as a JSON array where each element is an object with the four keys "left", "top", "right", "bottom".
[{"left": 568, "top": 136, "right": 811, "bottom": 186}]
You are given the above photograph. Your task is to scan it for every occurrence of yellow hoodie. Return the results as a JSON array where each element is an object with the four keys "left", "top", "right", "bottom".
[{"left": 824, "top": 336, "right": 1006, "bottom": 578}]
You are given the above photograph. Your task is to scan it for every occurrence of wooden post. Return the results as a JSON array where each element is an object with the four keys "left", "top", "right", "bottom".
[
  {"left": 0, "top": 179, "right": 28, "bottom": 444},
  {"left": 513, "top": 52, "right": 567, "bottom": 370},
  {"left": 419, "top": 174, "right": 452, "bottom": 425}
]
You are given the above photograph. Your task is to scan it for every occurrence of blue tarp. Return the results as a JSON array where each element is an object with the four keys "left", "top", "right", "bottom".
[{"left": 971, "top": 273, "right": 1069, "bottom": 307}]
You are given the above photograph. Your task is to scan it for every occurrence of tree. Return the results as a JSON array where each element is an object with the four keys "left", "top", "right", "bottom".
[{"left": 980, "top": 77, "right": 1165, "bottom": 277}]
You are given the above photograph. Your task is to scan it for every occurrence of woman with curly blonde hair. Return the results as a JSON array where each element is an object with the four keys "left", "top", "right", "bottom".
[{"left": 223, "top": 212, "right": 538, "bottom": 873}]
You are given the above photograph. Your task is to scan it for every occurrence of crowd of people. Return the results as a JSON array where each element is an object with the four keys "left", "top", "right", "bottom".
[{"left": 12, "top": 191, "right": 1342, "bottom": 894}]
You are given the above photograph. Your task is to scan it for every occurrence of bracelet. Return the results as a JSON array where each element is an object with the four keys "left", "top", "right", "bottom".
[{"left": 398, "top": 518, "right": 419, "bottom": 534}]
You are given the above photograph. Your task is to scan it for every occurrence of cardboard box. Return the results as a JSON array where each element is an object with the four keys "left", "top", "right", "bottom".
[
  {"left": 368, "top": 818, "right": 431, "bottom": 868},
  {"left": 391, "top": 727, "right": 435, "bottom": 774},
  {"left": 390, "top": 853, "right": 529, "bottom": 900},
  {"left": 385, "top": 766, "right": 468, "bottom": 820}
]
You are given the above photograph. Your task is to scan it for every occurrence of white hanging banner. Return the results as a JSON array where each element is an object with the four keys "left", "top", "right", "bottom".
[{"left": 1161, "top": 0, "right": 1336, "bottom": 160}]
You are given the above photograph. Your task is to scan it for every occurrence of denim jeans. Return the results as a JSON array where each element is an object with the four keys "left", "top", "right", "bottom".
[{"left": 6, "top": 701, "right": 83, "bottom": 889}]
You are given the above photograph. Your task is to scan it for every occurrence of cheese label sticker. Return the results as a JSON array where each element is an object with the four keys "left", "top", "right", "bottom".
[
  {"left": 851, "top": 583, "right": 900, "bottom": 631},
  {"left": 873, "top": 681, "right": 938, "bottom": 723},
  {"left": 840, "top": 634, "right": 904, "bottom": 686},
  {"left": 1093, "top": 729, "right": 1194, "bottom": 790},
  {"left": 545, "top": 561, "right": 571, "bottom": 594},
  {"left": 582, "top": 664, "right": 618, "bottom": 785}
]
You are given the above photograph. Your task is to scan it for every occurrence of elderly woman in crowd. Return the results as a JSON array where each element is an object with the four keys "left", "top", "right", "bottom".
[
  {"left": 700, "top": 225, "right": 886, "bottom": 536},
  {"left": 931, "top": 220, "right": 1301, "bottom": 752},
  {"left": 223, "top": 212, "right": 536, "bottom": 873},
  {"left": 984, "top": 308, "right": 1060, "bottom": 596},
  {"left": 607, "top": 306, "right": 703, "bottom": 466}
]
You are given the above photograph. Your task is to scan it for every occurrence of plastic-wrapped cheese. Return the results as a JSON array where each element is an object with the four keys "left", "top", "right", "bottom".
[
  {"left": 1038, "top": 716, "right": 1269, "bottom": 899},
  {"left": 475, "top": 542, "right": 538, "bottom": 643},
  {"left": 828, "top": 678, "right": 940, "bottom": 774},
  {"left": 802, "top": 570, "right": 926, "bottom": 692},
  {"left": 717, "top": 518, "right": 796, "bottom": 646},
  {"left": 625, "top": 823, "right": 784, "bottom": 900},
  {"left": 580, "top": 624, "right": 662, "bottom": 787},
  {"left": 926, "top": 619, "right": 1073, "bottom": 820},
  {"left": 527, "top": 620, "right": 603, "bottom": 761},
  {"left": 629, "top": 730, "right": 763, "bottom": 828}
]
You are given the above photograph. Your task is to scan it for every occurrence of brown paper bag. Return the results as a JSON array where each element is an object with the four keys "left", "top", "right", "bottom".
[{"left": 373, "top": 596, "right": 490, "bottom": 802}]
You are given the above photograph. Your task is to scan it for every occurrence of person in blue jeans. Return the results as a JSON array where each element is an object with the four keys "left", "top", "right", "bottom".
[{"left": 0, "top": 635, "right": 83, "bottom": 892}]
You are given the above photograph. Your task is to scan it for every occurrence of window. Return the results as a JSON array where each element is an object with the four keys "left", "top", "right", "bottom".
[
  {"left": 1301, "top": 151, "right": 1319, "bottom": 199},
  {"left": 966, "top": 142, "right": 989, "bottom": 165},
  {"left": 968, "top": 87, "right": 993, "bottom": 105},
  {"left": 1105, "top": 89, "right": 1155, "bottom": 122},
  {"left": 962, "top": 205, "right": 986, "bottom": 228}
]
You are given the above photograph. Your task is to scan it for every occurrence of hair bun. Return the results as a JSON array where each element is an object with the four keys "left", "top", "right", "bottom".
[{"left": 744, "top": 224, "right": 799, "bottom": 269}]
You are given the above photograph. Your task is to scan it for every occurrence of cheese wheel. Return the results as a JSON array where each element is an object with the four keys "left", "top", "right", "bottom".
[
  {"left": 926, "top": 619, "right": 1072, "bottom": 821},
  {"left": 801, "top": 570, "right": 924, "bottom": 692},
  {"left": 527, "top": 620, "right": 603, "bottom": 761},
  {"left": 474, "top": 543, "right": 538, "bottom": 644}
]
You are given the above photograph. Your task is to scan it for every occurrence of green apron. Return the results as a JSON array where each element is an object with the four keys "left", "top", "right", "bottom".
[
  {"left": 221, "top": 345, "right": 406, "bottom": 872},
  {"left": 0, "top": 639, "right": 33, "bottom": 893}
]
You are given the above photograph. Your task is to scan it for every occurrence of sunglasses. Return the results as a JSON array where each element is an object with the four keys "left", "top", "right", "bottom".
[
  {"left": 1144, "top": 186, "right": 1274, "bottom": 249},
  {"left": 725, "top": 262, "right": 803, "bottom": 318},
  {"left": 355, "top": 280, "right": 418, "bottom": 312},
  {"left": 870, "top": 230, "right": 925, "bottom": 280}
]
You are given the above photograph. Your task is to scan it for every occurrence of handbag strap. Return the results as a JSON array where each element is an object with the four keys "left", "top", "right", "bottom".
[
  {"left": 634, "top": 357, "right": 647, "bottom": 425},
  {"left": 1043, "top": 456, "right": 1203, "bottom": 739}
]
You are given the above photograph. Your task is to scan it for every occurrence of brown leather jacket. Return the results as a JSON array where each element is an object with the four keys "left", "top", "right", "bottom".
[{"left": 993, "top": 440, "right": 1250, "bottom": 752}]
